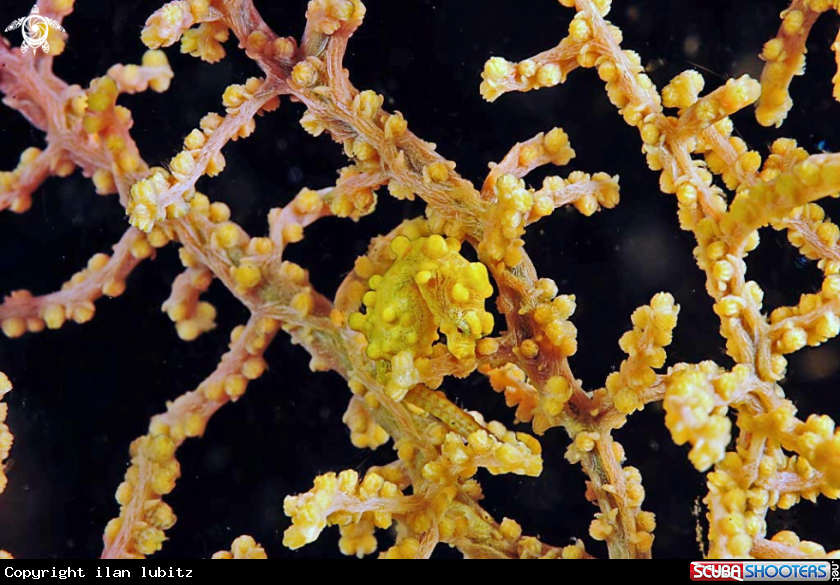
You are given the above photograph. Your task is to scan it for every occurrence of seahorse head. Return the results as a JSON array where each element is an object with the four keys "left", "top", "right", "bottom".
[{"left": 409, "top": 235, "right": 495, "bottom": 360}]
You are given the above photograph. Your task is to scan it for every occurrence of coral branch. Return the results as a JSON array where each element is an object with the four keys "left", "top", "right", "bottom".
[
  {"left": 102, "top": 313, "right": 278, "bottom": 558},
  {"left": 268, "top": 187, "right": 332, "bottom": 253},
  {"left": 756, "top": 0, "right": 824, "bottom": 128},
  {"left": 0, "top": 145, "right": 57, "bottom": 213},
  {"left": 0, "top": 372, "right": 12, "bottom": 495},
  {"left": 481, "top": 128, "right": 576, "bottom": 197},
  {"left": 161, "top": 266, "right": 216, "bottom": 341},
  {"left": 127, "top": 78, "right": 280, "bottom": 232},
  {"left": 480, "top": 38, "right": 583, "bottom": 102},
  {"left": 530, "top": 172, "right": 620, "bottom": 222},
  {"left": 0, "top": 229, "right": 147, "bottom": 338},
  {"left": 722, "top": 154, "right": 840, "bottom": 249},
  {"left": 283, "top": 469, "right": 423, "bottom": 554}
]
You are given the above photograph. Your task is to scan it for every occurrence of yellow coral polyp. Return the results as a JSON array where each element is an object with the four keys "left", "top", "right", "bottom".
[{"left": 349, "top": 235, "right": 494, "bottom": 400}]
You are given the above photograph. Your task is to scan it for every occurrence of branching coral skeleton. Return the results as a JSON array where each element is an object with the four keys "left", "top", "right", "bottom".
[{"left": 1, "top": 0, "right": 840, "bottom": 559}]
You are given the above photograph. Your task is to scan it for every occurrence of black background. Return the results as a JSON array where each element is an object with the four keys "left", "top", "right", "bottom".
[{"left": 0, "top": 0, "right": 839, "bottom": 559}]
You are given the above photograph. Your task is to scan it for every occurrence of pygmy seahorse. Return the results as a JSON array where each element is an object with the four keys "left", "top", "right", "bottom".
[{"left": 349, "top": 234, "right": 495, "bottom": 400}]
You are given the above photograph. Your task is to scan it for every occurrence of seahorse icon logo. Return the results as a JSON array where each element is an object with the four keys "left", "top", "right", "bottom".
[{"left": 4, "top": 5, "right": 65, "bottom": 54}]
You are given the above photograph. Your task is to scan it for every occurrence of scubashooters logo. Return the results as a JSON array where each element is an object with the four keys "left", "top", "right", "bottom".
[
  {"left": 691, "top": 560, "right": 840, "bottom": 582},
  {"left": 4, "top": 5, "right": 65, "bottom": 54}
]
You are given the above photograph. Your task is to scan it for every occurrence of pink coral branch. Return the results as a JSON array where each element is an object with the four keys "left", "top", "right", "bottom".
[
  {"left": 781, "top": 216, "right": 840, "bottom": 263},
  {"left": 0, "top": 40, "right": 158, "bottom": 206},
  {"left": 169, "top": 217, "right": 238, "bottom": 283},
  {"left": 102, "top": 312, "right": 279, "bottom": 559},
  {"left": 532, "top": 177, "right": 619, "bottom": 218},
  {"left": 0, "top": 228, "right": 146, "bottom": 335},
  {"left": 268, "top": 187, "right": 333, "bottom": 253},
  {"left": 0, "top": 144, "right": 56, "bottom": 213},
  {"left": 131, "top": 82, "right": 280, "bottom": 215},
  {"left": 290, "top": 31, "right": 487, "bottom": 238},
  {"left": 163, "top": 268, "right": 213, "bottom": 319},
  {"left": 480, "top": 39, "right": 583, "bottom": 102},
  {"left": 161, "top": 266, "right": 215, "bottom": 340},
  {"left": 481, "top": 130, "right": 576, "bottom": 198},
  {"left": 0, "top": 39, "right": 54, "bottom": 130}
]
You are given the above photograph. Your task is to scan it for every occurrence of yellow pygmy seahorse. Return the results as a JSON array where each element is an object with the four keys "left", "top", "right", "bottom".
[{"left": 349, "top": 234, "right": 495, "bottom": 400}]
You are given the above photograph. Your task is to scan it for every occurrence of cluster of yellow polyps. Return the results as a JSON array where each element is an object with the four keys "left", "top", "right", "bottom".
[
  {"left": 283, "top": 469, "right": 404, "bottom": 555},
  {"left": 140, "top": 0, "right": 216, "bottom": 51},
  {"left": 104, "top": 434, "right": 180, "bottom": 557},
  {"left": 0, "top": 373, "right": 11, "bottom": 496},
  {"left": 211, "top": 535, "right": 267, "bottom": 559},
  {"left": 418, "top": 424, "right": 543, "bottom": 483},
  {"left": 606, "top": 293, "right": 679, "bottom": 415},
  {"left": 664, "top": 362, "right": 743, "bottom": 472},
  {"left": 305, "top": 0, "right": 367, "bottom": 36},
  {"left": 82, "top": 76, "right": 148, "bottom": 178}
]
